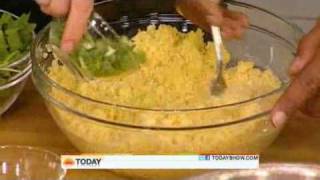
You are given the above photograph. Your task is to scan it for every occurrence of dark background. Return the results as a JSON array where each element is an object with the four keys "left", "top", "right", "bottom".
[
  {"left": 0, "top": 0, "right": 50, "bottom": 31},
  {"left": 0, "top": 0, "right": 177, "bottom": 31}
]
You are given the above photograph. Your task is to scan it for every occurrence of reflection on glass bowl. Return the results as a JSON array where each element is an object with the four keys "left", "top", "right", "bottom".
[
  {"left": 0, "top": 146, "right": 65, "bottom": 180},
  {"left": 187, "top": 163, "right": 320, "bottom": 180}
]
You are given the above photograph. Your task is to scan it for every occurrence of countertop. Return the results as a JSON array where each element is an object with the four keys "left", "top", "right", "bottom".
[{"left": 1, "top": 79, "right": 320, "bottom": 179}]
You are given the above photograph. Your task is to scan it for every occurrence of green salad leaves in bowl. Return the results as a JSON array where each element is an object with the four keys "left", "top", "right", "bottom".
[
  {"left": 49, "top": 19, "right": 146, "bottom": 80},
  {"left": 0, "top": 10, "right": 35, "bottom": 116}
]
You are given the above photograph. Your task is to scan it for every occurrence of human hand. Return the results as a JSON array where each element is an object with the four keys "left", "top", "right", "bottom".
[
  {"left": 176, "top": 0, "right": 249, "bottom": 39},
  {"left": 35, "top": 0, "right": 94, "bottom": 52},
  {"left": 272, "top": 21, "right": 320, "bottom": 128}
]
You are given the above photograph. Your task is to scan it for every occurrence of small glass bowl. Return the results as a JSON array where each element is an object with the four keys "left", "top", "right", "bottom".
[
  {"left": 187, "top": 163, "right": 320, "bottom": 180},
  {"left": 0, "top": 10, "right": 33, "bottom": 116},
  {"left": 0, "top": 146, "right": 66, "bottom": 180}
]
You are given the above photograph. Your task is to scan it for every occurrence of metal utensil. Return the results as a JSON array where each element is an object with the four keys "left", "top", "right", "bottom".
[{"left": 210, "top": 26, "right": 227, "bottom": 95}]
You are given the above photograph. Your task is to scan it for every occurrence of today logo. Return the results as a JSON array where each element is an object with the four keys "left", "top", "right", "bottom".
[
  {"left": 75, "top": 158, "right": 102, "bottom": 167},
  {"left": 63, "top": 158, "right": 75, "bottom": 166},
  {"left": 62, "top": 157, "right": 102, "bottom": 168}
]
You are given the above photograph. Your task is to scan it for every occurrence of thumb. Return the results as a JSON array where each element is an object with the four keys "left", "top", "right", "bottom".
[
  {"left": 272, "top": 55, "right": 320, "bottom": 128},
  {"left": 290, "top": 21, "right": 320, "bottom": 75}
]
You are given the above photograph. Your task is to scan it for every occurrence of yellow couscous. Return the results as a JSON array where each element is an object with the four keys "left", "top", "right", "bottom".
[
  {"left": 49, "top": 25, "right": 280, "bottom": 109},
  {"left": 46, "top": 25, "right": 282, "bottom": 155}
]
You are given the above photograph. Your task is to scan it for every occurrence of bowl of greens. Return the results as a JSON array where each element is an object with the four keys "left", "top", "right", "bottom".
[{"left": 0, "top": 10, "right": 35, "bottom": 116}]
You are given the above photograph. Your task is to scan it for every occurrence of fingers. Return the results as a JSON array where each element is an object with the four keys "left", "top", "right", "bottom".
[
  {"left": 206, "top": 15, "right": 224, "bottom": 26},
  {"left": 217, "top": 10, "right": 249, "bottom": 39},
  {"left": 272, "top": 21, "right": 320, "bottom": 128},
  {"left": 204, "top": 8, "right": 249, "bottom": 39},
  {"left": 35, "top": 0, "right": 50, "bottom": 6},
  {"left": 176, "top": 0, "right": 224, "bottom": 32},
  {"left": 36, "top": 0, "right": 94, "bottom": 52},
  {"left": 223, "top": 10, "right": 249, "bottom": 28},
  {"left": 220, "top": 16, "right": 247, "bottom": 39},
  {"left": 272, "top": 50, "right": 320, "bottom": 128},
  {"left": 37, "top": 0, "right": 71, "bottom": 17},
  {"left": 220, "top": 18, "right": 241, "bottom": 39},
  {"left": 61, "top": 0, "right": 94, "bottom": 52},
  {"left": 176, "top": 0, "right": 249, "bottom": 39},
  {"left": 290, "top": 22, "right": 320, "bottom": 75}
]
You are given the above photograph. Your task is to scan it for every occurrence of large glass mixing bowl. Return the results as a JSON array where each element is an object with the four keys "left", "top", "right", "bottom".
[{"left": 31, "top": 0, "right": 302, "bottom": 179}]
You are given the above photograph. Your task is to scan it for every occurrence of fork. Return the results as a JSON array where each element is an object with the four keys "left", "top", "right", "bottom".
[{"left": 210, "top": 26, "right": 227, "bottom": 95}]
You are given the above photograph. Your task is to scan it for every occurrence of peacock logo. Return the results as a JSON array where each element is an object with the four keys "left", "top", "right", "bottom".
[{"left": 63, "top": 158, "right": 75, "bottom": 166}]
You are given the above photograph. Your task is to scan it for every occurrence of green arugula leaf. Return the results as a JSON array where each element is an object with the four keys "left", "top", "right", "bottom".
[
  {"left": 50, "top": 20, "right": 146, "bottom": 78},
  {"left": 0, "top": 12, "right": 35, "bottom": 86},
  {"left": 0, "top": 29, "right": 8, "bottom": 59}
]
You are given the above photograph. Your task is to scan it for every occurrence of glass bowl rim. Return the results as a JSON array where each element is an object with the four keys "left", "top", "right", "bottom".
[
  {"left": 187, "top": 163, "right": 320, "bottom": 179},
  {"left": 0, "top": 9, "right": 33, "bottom": 90},
  {"left": 32, "top": 1, "right": 301, "bottom": 130},
  {"left": 0, "top": 66, "right": 31, "bottom": 90},
  {"left": 0, "top": 145, "right": 66, "bottom": 179},
  {"left": 32, "top": 1, "right": 300, "bottom": 112}
]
